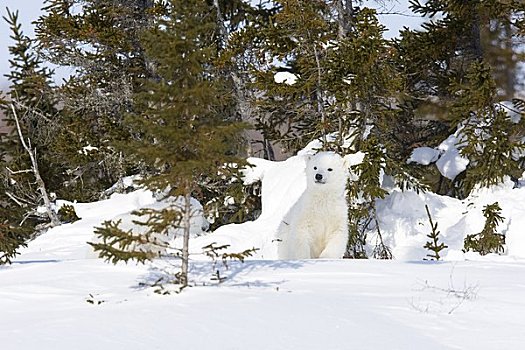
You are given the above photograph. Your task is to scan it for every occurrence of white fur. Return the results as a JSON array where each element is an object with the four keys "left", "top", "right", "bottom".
[{"left": 276, "top": 152, "right": 349, "bottom": 259}]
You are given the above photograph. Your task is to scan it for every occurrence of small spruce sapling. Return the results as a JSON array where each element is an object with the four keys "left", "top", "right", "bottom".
[
  {"left": 463, "top": 202, "right": 505, "bottom": 255},
  {"left": 423, "top": 204, "right": 448, "bottom": 261},
  {"left": 202, "top": 242, "right": 259, "bottom": 284},
  {"left": 57, "top": 204, "right": 80, "bottom": 223}
]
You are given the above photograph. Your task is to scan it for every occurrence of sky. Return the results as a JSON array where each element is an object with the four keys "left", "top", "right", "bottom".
[
  {"left": 0, "top": 0, "right": 422, "bottom": 90},
  {"left": 0, "top": 0, "right": 46, "bottom": 89}
]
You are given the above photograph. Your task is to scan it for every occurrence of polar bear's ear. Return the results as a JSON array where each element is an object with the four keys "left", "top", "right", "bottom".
[{"left": 343, "top": 152, "right": 365, "bottom": 168}]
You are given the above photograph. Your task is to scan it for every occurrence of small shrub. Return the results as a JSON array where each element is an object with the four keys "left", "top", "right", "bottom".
[
  {"left": 57, "top": 204, "right": 80, "bottom": 223},
  {"left": 463, "top": 202, "right": 505, "bottom": 255},
  {"left": 0, "top": 221, "right": 30, "bottom": 264}
]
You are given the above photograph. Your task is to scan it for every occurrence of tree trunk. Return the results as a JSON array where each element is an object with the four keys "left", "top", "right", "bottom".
[
  {"left": 470, "top": 11, "right": 483, "bottom": 61},
  {"left": 180, "top": 190, "right": 192, "bottom": 288},
  {"left": 313, "top": 44, "right": 327, "bottom": 147},
  {"left": 213, "top": 0, "right": 253, "bottom": 121},
  {"left": 503, "top": 20, "right": 516, "bottom": 99},
  {"left": 333, "top": 0, "right": 354, "bottom": 39}
]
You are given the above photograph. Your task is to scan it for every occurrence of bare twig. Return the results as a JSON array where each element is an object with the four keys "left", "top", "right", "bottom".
[
  {"left": 9, "top": 103, "right": 60, "bottom": 226},
  {"left": 5, "top": 191, "right": 25, "bottom": 207},
  {"left": 410, "top": 264, "right": 479, "bottom": 314},
  {"left": 5, "top": 166, "right": 33, "bottom": 175},
  {"left": 372, "top": 206, "right": 393, "bottom": 259}
]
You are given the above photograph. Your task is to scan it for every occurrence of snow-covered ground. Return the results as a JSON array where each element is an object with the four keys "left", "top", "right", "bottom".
[
  {"left": 2, "top": 148, "right": 525, "bottom": 349},
  {"left": 3, "top": 257, "right": 525, "bottom": 350}
]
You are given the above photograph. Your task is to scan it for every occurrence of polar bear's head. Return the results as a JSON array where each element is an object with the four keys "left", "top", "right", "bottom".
[{"left": 305, "top": 152, "right": 348, "bottom": 191}]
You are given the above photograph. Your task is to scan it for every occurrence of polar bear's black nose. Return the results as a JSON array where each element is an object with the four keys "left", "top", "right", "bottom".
[{"left": 315, "top": 173, "right": 323, "bottom": 181}]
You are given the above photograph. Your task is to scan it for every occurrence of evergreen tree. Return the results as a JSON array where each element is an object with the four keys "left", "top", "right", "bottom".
[
  {"left": 203, "top": 0, "right": 274, "bottom": 224},
  {"left": 213, "top": 0, "right": 274, "bottom": 119},
  {"left": 452, "top": 62, "right": 525, "bottom": 195},
  {"left": 403, "top": 0, "right": 525, "bottom": 103},
  {"left": 398, "top": 0, "right": 525, "bottom": 196},
  {"left": 247, "top": 0, "right": 335, "bottom": 153},
  {"left": 484, "top": 11, "right": 524, "bottom": 99},
  {"left": 0, "top": 9, "right": 61, "bottom": 262},
  {"left": 90, "top": 0, "right": 246, "bottom": 290},
  {"left": 33, "top": 0, "right": 167, "bottom": 200},
  {"left": 247, "top": 1, "right": 421, "bottom": 167},
  {"left": 218, "top": 0, "right": 279, "bottom": 159},
  {"left": 1, "top": 8, "right": 59, "bottom": 191}
]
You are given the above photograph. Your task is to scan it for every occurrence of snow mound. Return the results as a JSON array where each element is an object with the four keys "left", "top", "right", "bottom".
[
  {"left": 372, "top": 176, "right": 525, "bottom": 260},
  {"left": 407, "top": 146, "right": 440, "bottom": 165},
  {"left": 274, "top": 71, "right": 298, "bottom": 85},
  {"left": 212, "top": 157, "right": 525, "bottom": 261},
  {"left": 409, "top": 131, "right": 469, "bottom": 180},
  {"left": 192, "top": 155, "right": 309, "bottom": 258}
]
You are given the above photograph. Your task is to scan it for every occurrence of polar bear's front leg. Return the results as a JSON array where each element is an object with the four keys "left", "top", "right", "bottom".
[
  {"left": 277, "top": 218, "right": 310, "bottom": 259},
  {"left": 277, "top": 231, "right": 310, "bottom": 259},
  {"left": 319, "top": 231, "right": 348, "bottom": 259},
  {"left": 276, "top": 219, "right": 292, "bottom": 259},
  {"left": 290, "top": 233, "right": 311, "bottom": 259}
]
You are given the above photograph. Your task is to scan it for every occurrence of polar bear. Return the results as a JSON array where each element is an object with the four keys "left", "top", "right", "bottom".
[{"left": 276, "top": 151, "right": 349, "bottom": 259}]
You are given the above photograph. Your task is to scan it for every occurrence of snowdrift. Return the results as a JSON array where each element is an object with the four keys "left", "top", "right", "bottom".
[{"left": 19, "top": 149, "right": 525, "bottom": 263}]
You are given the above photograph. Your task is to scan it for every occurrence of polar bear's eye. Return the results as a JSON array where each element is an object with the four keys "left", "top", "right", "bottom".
[
  {"left": 313, "top": 167, "right": 317, "bottom": 170},
  {"left": 328, "top": 168, "right": 333, "bottom": 172}
]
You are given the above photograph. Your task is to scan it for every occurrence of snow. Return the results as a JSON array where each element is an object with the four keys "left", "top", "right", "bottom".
[
  {"left": 372, "top": 176, "right": 525, "bottom": 261},
  {"left": 409, "top": 130, "right": 470, "bottom": 180},
  {"left": 79, "top": 145, "right": 99, "bottom": 155},
  {"left": 3, "top": 258, "right": 525, "bottom": 349},
  {"left": 274, "top": 71, "right": 298, "bottom": 85},
  {"left": 498, "top": 100, "right": 522, "bottom": 123},
  {"left": 2, "top": 3, "right": 524, "bottom": 347},
  {"left": 3, "top": 148, "right": 525, "bottom": 349},
  {"left": 407, "top": 146, "right": 440, "bottom": 165},
  {"left": 435, "top": 147, "right": 470, "bottom": 180}
]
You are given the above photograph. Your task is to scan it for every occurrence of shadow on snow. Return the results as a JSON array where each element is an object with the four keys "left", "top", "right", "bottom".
[{"left": 134, "top": 258, "right": 309, "bottom": 290}]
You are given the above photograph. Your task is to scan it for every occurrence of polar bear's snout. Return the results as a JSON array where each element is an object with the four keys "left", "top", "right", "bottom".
[{"left": 315, "top": 173, "right": 324, "bottom": 182}]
